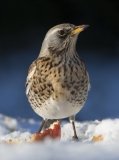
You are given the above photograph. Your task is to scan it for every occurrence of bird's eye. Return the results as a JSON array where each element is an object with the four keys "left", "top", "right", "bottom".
[{"left": 58, "top": 30, "right": 65, "bottom": 36}]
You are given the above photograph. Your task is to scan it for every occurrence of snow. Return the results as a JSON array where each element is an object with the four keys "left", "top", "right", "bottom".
[{"left": 0, "top": 114, "right": 119, "bottom": 160}]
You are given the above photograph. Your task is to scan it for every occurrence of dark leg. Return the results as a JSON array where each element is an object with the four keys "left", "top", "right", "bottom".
[
  {"left": 37, "top": 119, "right": 47, "bottom": 132},
  {"left": 72, "top": 121, "right": 78, "bottom": 140},
  {"left": 69, "top": 115, "right": 78, "bottom": 140}
]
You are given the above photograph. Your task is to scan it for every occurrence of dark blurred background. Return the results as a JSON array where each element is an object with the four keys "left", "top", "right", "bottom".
[{"left": 0, "top": 0, "right": 119, "bottom": 121}]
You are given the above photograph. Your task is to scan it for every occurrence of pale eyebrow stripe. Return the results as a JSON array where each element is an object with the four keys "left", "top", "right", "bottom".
[{"left": 45, "top": 28, "right": 59, "bottom": 41}]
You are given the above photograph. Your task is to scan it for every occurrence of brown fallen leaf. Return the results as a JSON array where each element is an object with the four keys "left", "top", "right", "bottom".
[
  {"left": 92, "top": 135, "right": 103, "bottom": 142},
  {"left": 3, "top": 138, "right": 22, "bottom": 144}
]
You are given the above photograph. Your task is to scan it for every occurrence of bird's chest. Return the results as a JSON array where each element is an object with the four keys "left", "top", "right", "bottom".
[
  {"left": 27, "top": 57, "right": 89, "bottom": 119},
  {"left": 28, "top": 57, "right": 88, "bottom": 107},
  {"left": 46, "top": 59, "right": 88, "bottom": 103}
]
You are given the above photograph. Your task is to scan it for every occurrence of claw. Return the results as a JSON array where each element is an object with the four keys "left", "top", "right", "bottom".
[{"left": 72, "top": 135, "right": 79, "bottom": 141}]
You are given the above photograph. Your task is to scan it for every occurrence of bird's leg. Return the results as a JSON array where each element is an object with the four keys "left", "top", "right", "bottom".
[
  {"left": 72, "top": 121, "right": 78, "bottom": 140},
  {"left": 69, "top": 115, "right": 78, "bottom": 140},
  {"left": 37, "top": 118, "right": 48, "bottom": 132}
]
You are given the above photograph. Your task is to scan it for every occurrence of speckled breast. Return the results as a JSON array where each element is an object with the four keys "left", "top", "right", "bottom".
[{"left": 26, "top": 55, "right": 90, "bottom": 119}]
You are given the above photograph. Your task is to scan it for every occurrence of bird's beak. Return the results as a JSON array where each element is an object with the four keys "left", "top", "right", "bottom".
[{"left": 71, "top": 25, "right": 89, "bottom": 35}]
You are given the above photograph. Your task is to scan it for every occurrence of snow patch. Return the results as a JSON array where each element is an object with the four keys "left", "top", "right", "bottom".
[{"left": 0, "top": 114, "right": 119, "bottom": 160}]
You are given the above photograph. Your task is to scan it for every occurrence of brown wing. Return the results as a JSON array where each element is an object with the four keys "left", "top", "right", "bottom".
[{"left": 25, "top": 61, "right": 36, "bottom": 95}]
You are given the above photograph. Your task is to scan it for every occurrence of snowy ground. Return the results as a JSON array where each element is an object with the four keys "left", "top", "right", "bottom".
[{"left": 0, "top": 114, "right": 119, "bottom": 160}]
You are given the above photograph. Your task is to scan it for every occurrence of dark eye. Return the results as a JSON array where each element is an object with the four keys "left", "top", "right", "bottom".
[{"left": 58, "top": 30, "right": 65, "bottom": 36}]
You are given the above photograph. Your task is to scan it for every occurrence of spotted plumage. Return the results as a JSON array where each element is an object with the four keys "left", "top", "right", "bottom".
[{"left": 26, "top": 23, "right": 90, "bottom": 140}]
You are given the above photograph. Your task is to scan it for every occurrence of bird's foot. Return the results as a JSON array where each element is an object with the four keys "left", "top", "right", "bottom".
[{"left": 72, "top": 135, "right": 79, "bottom": 141}]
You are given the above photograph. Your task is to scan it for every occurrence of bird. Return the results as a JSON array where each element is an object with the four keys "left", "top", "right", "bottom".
[{"left": 25, "top": 23, "right": 90, "bottom": 140}]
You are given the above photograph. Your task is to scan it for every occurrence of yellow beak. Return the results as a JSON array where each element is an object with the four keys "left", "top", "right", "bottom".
[{"left": 71, "top": 25, "right": 89, "bottom": 35}]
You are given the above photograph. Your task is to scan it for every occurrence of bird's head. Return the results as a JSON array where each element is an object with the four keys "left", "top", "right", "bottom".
[{"left": 40, "top": 23, "right": 89, "bottom": 57}]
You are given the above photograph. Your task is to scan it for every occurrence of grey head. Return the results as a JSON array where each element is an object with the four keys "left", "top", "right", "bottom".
[{"left": 39, "top": 23, "right": 89, "bottom": 57}]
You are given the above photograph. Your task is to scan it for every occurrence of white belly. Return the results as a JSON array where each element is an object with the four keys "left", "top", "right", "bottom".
[{"left": 34, "top": 96, "right": 83, "bottom": 119}]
